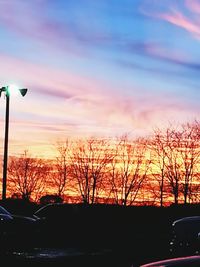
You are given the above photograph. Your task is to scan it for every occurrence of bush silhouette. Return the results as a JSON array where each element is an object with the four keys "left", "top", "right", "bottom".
[{"left": 39, "top": 194, "right": 63, "bottom": 205}]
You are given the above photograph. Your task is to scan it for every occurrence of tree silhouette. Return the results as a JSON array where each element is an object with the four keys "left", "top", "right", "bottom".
[
  {"left": 151, "top": 121, "right": 200, "bottom": 205},
  {"left": 52, "top": 140, "right": 71, "bottom": 197},
  {"left": 109, "top": 135, "right": 152, "bottom": 206},
  {"left": 175, "top": 121, "right": 200, "bottom": 204},
  {"left": 8, "top": 150, "right": 50, "bottom": 201},
  {"left": 150, "top": 128, "right": 171, "bottom": 207},
  {"left": 70, "top": 138, "right": 112, "bottom": 204}
]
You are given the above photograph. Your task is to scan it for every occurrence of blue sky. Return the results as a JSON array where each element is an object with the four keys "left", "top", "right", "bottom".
[{"left": 0, "top": 0, "right": 199, "bottom": 158}]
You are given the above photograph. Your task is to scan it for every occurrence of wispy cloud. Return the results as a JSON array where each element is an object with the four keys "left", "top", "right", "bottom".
[
  {"left": 140, "top": 0, "right": 200, "bottom": 40},
  {"left": 159, "top": 10, "right": 200, "bottom": 39},
  {"left": 0, "top": 50, "right": 192, "bottom": 148},
  {"left": 185, "top": 0, "right": 200, "bottom": 14},
  {"left": 120, "top": 39, "right": 200, "bottom": 76},
  {"left": 0, "top": 1, "right": 115, "bottom": 57},
  {"left": 0, "top": 52, "right": 109, "bottom": 99}
]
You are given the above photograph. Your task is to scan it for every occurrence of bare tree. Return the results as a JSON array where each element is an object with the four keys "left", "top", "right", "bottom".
[
  {"left": 108, "top": 135, "right": 152, "bottom": 206},
  {"left": 174, "top": 122, "right": 200, "bottom": 204},
  {"left": 164, "top": 136, "right": 181, "bottom": 205},
  {"left": 150, "top": 128, "right": 172, "bottom": 207},
  {"left": 52, "top": 140, "right": 71, "bottom": 197},
  {"left": 151, "top": 121, "right": 200, "bottom": 205},
  {"left": 70, "top": 138, "right": 112, "bottom": 204},
  {"left": 153, "top": 126, "right": 183, "bottom": 205},
  {"left": 8, "top": 150, "right": 50, "bottom": 201}
]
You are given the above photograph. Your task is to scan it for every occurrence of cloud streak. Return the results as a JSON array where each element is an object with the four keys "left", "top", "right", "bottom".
[
  {"left": 0, "top": 0, "right": 116, "bottom": 57},
  {"left": 120, "top": 39, "right": 200, "bottom": 78},
  {"left": 141, "top": 0, "right": 200, "bottom": 40}
]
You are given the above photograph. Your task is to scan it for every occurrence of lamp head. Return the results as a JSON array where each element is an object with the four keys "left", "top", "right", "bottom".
[
  {"left": 19, "top": 88, "right": 28, "bottom": 97},
  {"left": 0, "top": 86, "right": 6, "bottom": 97},
  {"left": 0, "top": 85, "right": 28, "bottom": 97}
]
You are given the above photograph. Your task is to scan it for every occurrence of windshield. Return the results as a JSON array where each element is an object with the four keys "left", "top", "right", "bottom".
[{"left": 0, "top": 205, "right": 11, "bottom": 215}]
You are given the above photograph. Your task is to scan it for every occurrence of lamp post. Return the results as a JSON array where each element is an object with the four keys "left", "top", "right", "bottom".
[{"left": 0, "top": 85, "right": 28, "bottom": 200}]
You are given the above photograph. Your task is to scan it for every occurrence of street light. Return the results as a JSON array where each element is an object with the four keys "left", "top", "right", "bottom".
[{"left": 0, "top": 85, "right": 28, "bottom": 200}]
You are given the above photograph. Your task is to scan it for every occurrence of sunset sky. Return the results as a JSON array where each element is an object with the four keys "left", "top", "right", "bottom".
[{"left": 0, "top": 0, "right": 200, "bottom": 158}]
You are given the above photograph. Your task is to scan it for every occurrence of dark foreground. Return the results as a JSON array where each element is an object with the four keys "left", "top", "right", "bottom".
[{"left": 1, "top": 200, "right": 200, "bottom": 267}]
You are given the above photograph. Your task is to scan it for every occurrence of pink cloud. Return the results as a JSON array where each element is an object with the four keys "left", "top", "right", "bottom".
[
  {"left": 185, "top": 0, "right": 200, "bottom": 14},
  {"left": 0, "top": 1, "right": 112, "bottom": 57},
  {"left": 159, "top": 9, "right": 200, "bottom": 39},
  {"left": 0, "top": 52, "right": 108, "bottom": 99},
  {"left": 0, "top": 53, "right": 197, "bottom": 158},
  {"left": 141, "top": 0, "right": 200, "bottom": 40}
]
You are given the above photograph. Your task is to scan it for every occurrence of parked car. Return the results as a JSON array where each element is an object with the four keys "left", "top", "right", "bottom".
[
  {"left": 169, "top": 216, "right": 200, "bottom": 256},
  {"left": 33, "top": 203, "right": 75, "bottom": 220},
  {"left": 32, "top": 203, "right": 83, "bottom": 247},
  {"left": 140, "top": 255, "right": 200, "bottom": 267},
  {"left": 32, "top": 203, "right": 118, "bottom": 248},
  {"left": 0, "top": 205, "right": 13, "bottom": 220},
  {"left": 33, "top": 203, "right": 79, "bottom": 229},
  {"left": 0, "top": 205, "right": 37, "bottom": 249}
]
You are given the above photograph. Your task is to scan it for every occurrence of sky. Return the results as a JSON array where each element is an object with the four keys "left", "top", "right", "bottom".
[{"left": 0, "top": 0, "right": 200, "bottom": 158}]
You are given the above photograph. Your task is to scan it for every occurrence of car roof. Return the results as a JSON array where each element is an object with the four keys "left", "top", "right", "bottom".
[
  {"left": 34, "top": 203, "right": 76, "bottom": 215},
  {"left": 140, "top": 255, "right": 200, "bottom": 267},
  {"left": 173, "top": 216, "right": 200, "bottom": 225}
]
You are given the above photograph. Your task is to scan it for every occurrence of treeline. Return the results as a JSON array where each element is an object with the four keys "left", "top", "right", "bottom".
[{"left": 5, "top": 120, "right": 200, "bottom": 206}]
